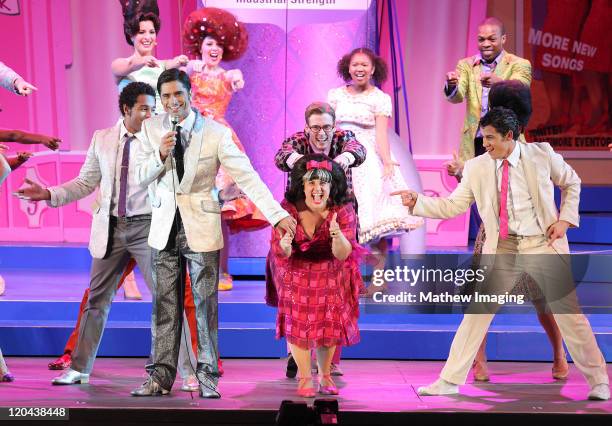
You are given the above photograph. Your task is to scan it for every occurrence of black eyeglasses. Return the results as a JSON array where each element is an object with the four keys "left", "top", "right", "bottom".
[{"left": 308, "top": 125, "right": 334, "bottom": 133}]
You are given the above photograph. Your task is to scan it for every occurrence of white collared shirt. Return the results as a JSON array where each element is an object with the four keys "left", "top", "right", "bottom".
[
  {"left": 110, "top": 121, "right": 151, "bottom": 217},
  {"left": 175, "top": 109, "right": 196, "bottom": 149},
  {"left": 495, "top": 142, "right": 542, "bottom": 236},
  {"left": 479, "top": 51, "right": 504, "bottom": 116}
]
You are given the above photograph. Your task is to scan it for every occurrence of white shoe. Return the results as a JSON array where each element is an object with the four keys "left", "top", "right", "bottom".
[
  {"left": 417, "top": 378, "right": 459, "bottom": 396},
  {"left": 181, "top": 375, "right": 199, "bottom": 392},
  {"left": 330, "top": 363, "right": 344, "bottom": 376},
  {"left": 588, "top": 383, "right": 610, "bottom": 401},
  {"left": 52, "top": 368, "right": 89, "bottom": 385}
]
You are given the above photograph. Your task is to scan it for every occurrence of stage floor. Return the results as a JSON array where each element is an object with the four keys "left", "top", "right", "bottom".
[{"left": 0, "top": 358, "right": 610, "bottom": 415}]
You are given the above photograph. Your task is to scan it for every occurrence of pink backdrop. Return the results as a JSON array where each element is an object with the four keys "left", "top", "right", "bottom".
[{"left": 0, "top": 0, "right": 486, "bottom": 249}]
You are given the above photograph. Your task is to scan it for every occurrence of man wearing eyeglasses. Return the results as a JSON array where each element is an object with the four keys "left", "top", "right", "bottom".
[
  {"left": 275, "top": 101, "right": 366, "bottom": 203},
  {"left": 273, "top": 101, "right": 366, "bottom": 379}
]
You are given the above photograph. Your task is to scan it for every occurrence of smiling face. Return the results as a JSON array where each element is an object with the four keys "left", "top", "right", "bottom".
[
  {"left": 305, "top": 113, "right": 335, "bottom": 153},
  {"left": 123, "top": 94, "right": 155, "bottom": 133},
  {"left": 201, "top": 36, "right": 224, "bottom": 67},
  {"left": 160, "top": 80, "right": 191, "bottom": 121},
  {"left": 481, "top": 124, "right": 515, "bottom": 160},
  {"left": 133, "top": 20, "right": 157, "bottom": 55},
  {"left": 477, "top": 24, "right": 505, "bottom": 62},
  {"left": 303, "top": 178, "right": 331, "bottom": 211},
  {"left": 348, "top": 52, "right": 374, "bottom": 87}
]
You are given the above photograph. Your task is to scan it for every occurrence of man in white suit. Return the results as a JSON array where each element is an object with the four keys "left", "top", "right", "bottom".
[
  {"left": 393, "top": 107, "right": 609, "bottom": 401},
  {"left": 16, "top": 82, "right": 196, "bottom": 388},
  {"left": 130, "top": 69, "right": 295, "bottom": 398}
]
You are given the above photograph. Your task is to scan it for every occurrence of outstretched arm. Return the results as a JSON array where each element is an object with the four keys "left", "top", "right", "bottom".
[
  {"left": 164, "top": 55, "right": 189, "bottom": 70},
  {"left": 224, "top": 69, "right": 245, "bottom": 91},
  {"left": 111, "top": 55, "right": 159, "bottom": 78},
  {"left": 0, "top": 129, "right": 60, "bottom": 151},
  {"left": 7, "top": 152, "right": 33, "bottom": 170},
  {"left": 0, "top": 61, "right": 37, "bottom": 95},
  {"left": 218, "top": 127, "right": 290, "bottom": 227},
  {"left": 15, "top": 132, "right": 102, "bottom": 205},
  {"left": 393, "top": 161, "right": 475, "bottom": 219}
]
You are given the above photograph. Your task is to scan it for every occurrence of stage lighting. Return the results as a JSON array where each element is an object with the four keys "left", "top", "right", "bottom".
[
  {"left": 314, "top": 398, "right": 339, "bottom": 425},
  {"left": 275, "top": 400, "right": 312, "bottom": 426},
  {"left": 275, "top": 399, "right": 340, "bottom": 426}
]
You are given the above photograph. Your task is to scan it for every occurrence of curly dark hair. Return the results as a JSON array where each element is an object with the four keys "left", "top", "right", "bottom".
[
  {"left": 285, "top": 154, "right": 350, "bottom": 207},
  {"left": 479, "top": 107, "right": 520, "bottom": 139},
  {"left": 489, "top": 80, "right": 532, "bottom": 130},
  {"left": 118, "top": 81, "right": 156, "bottom": 116},
  {"left": 337, "top": 47, "right": 388, "bottom": 85},
  {"left": 182, "top": 7, "right": 248, "bottom": 61},
  {"left": 124, "top": 12, "right": 161, "bottom": 46}
]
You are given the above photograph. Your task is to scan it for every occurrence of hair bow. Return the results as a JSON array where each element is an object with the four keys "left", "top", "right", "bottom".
[{"left": 306, "top": 160, "right": 332, "bottom": 171}]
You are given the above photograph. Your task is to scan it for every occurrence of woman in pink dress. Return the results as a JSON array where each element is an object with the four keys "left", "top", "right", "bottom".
[
  {"left": 183, "top": 7, "right": 264, "bottom": 291},
  {"left": 266, "top": 154, "right": 365, "bottom": 397}
]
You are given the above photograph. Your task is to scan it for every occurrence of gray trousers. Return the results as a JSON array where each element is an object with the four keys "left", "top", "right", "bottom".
[
  {"left": 150, "top": 215, "right": 220, "bottom": 391},
  {"left": 71, "top": 217, "right": 195, "bottom": 377}
]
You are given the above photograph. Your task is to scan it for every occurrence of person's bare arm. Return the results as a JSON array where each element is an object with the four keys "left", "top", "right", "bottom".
[{"left": 0, "top": 129, "right": 60, "bottom": 150}]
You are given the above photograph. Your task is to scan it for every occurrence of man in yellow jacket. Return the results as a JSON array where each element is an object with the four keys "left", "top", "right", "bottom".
[{"left": 445, "top": 17, "right": 532, "bottom": 162}]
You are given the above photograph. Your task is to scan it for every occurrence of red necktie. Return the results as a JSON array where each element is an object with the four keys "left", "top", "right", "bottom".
[{"left": 499, "top": 159, "right": 509, "bottom": 239}]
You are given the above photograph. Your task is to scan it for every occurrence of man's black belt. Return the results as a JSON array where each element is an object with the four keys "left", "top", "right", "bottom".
[{"left": 110, "top": 214, "right": 152, "bottom": 223}]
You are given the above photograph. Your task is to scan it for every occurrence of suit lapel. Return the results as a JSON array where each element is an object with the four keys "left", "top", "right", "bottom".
[
  {"left": 487, "top": 157, "right": 499, "bottom": 223},
  {"left": 179, "top": 112, "right": 204, "bottom": 194},
  {"left": 495, "top": 52, "right": 509, "bottom": 77},
  {"left": 472, "top": 57, "right": 483, "bottom": 106},
  {"left": 520, "top": 147, "right": 541, "bottom": 215},
  {"left": 108, "top": 123, "right": 121, "bottom": 193}
]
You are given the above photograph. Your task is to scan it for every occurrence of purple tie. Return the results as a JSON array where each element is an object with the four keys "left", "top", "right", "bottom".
[{"left": 118, "top": 135, "right": 135, "bottom": 217}]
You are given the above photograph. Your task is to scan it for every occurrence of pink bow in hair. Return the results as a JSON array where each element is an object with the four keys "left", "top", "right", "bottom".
[{"left": 306, "top": 160, "right": 332, "bottom": 171}]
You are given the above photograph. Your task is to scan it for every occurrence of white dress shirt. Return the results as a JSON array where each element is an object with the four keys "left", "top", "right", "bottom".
[
  {"left": 176, "top": 109, "right": 196, "bottom": 149},
  {"left": 110, "top": 121, "right": 151, "bottom": 217},
  {"left": 495, "top": 142, "right": 542, "bottom": 236}
]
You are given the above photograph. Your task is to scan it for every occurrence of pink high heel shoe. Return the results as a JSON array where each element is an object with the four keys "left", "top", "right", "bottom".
[
  {"left": 123, "top": 272, "right": 142, "bottom": 300},
  {"left": 297, "top": 377, "right": 315, "bottom": 398},
  {"left": 318, "top": 375, "right": 339, "bottom": 395}
]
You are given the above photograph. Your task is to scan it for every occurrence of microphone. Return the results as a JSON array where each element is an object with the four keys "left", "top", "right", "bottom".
[
  {"left": 170, "top": 114, "right": 179, "bottom": 131},
  {"left": 170, "top": 114, "right": 179, "bottom": 157}
]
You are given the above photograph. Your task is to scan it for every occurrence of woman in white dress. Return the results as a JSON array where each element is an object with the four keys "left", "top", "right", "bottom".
[
  {"left": 112, "top": 10, "right": 188, "bottom": 114},
  {"left": 328, "top": 48, "right": 423, "bottom": 287},
  {"left": 110, "top": 7, "right": 188, "bottom": 299}
]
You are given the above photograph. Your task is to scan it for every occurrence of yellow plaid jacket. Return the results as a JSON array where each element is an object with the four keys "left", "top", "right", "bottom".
[{"left": 446, "top": 52, "right": 532, "bottom": 161}]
